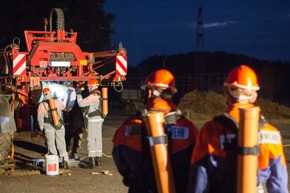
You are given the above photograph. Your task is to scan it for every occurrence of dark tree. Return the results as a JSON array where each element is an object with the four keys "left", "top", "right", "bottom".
[{"left": 0, "top": 0, "right": 115, "bottom": 52}]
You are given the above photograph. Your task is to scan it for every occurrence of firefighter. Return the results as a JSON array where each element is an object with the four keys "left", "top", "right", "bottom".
[
  {"left": 187, "top": 64, "right": 288, "bottom": 193},
  {"left": 37, "top": 87, "right": 69, "bottom": 169},
  {"left": 76, "top": 79, "right": 104, "bottom": 168},
  {"left": 112, "top": 69, "right": 199, "bottom": 193}
]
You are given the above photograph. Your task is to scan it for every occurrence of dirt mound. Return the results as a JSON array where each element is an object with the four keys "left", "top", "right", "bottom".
[{"left": 177, "top": 90, "right": 290, "bottom": 124}]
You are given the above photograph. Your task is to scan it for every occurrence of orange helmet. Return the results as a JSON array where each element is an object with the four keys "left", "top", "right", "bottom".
[
  {"left": 43, "top": 87, "right": 51, "bottom": 94},
  {"left": 87, "top": 79, "right": 99, "bottom": 86},
  {"left": 141, "top": 69, "right": 177, "bottom": 93},
  {"left": 224, "top": 64, "right": 260, "bottom": 90}
]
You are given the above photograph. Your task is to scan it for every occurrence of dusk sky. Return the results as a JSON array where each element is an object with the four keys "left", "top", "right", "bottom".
[{"left": 104, "top": 1, "right": 290, "bottom": 66}]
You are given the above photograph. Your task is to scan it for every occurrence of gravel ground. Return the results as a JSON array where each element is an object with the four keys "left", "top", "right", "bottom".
[
  {"left": 0, "top": 116, "right": 128, "bottom": 193},
  {"left": 0, "top": 116, "right": 289, "bottom": 193}
]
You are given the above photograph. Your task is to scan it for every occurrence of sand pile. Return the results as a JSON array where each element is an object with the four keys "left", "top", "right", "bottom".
[{"left": 177, "top": 90, "right": 290, "bottom": 124}]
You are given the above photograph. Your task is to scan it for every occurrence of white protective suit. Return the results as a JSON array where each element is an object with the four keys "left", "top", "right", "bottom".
[
  {"left": 77, "top": 91, "right": 104, "bottom": 158},
  {"left": 37, "top": 98, "right": 69, "bottom": 162}
]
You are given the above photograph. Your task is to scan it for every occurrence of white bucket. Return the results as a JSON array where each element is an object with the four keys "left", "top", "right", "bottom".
[{"left": 45, "top": 155, "right": 59, "bottom": 176}]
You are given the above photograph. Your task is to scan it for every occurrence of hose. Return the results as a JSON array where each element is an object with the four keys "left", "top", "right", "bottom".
[
  {"left": 113, "top": 81, "right": 123, "bottom": 92},
  {"left": 102, "top": 152, "right": 113, "bottom": 158},
  {"left": 3, "top": 37, "right": 21, "bottom": 76}
]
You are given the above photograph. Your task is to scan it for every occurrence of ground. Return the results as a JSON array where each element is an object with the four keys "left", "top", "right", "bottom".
[
  {"left": 0, "top": 116, "right": 128, "bottom": 193},
  {"left": 0, "top": 105, "right": 290, "bottom": 193}
]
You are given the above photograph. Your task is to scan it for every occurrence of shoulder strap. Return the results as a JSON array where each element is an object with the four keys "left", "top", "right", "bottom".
[
  {"left": 258, "top": 115, "right": 267, "bottom": 129},
  {"left": 213, "top": 113, "right": 238, "bottom": 132},
  {"left": 164, "top": 111, "right": 183, "bottom": 125}
]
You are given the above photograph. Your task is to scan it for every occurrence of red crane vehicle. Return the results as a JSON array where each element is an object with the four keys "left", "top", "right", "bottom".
[{"left": 0, "top": 8, "right": 127, "bottom": 164}]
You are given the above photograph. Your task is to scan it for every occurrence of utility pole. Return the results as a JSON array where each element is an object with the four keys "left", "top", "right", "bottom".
[{"left": 195, "top": 4, "right": 205, "bottom": 91}]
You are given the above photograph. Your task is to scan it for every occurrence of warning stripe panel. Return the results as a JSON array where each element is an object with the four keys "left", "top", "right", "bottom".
[
  {"left": 116, "top": 56, "right": 127, "bottom": 75},
  {"left": 14, "top": 61, "right": 26, "bottom": 75},
  {"left": 116, "top": 64, "right": 126, "bottom": 75},
  {"left": 13, "top": 55, "right": 25, "bottom": 71},
  {"left": 13, "top": 54, "right": 26, "bottom": 75}
]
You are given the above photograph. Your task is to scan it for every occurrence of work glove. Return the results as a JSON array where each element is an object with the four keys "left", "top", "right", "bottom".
[{"left": 76, "top": 87, "right": 82, "bottom": 95}]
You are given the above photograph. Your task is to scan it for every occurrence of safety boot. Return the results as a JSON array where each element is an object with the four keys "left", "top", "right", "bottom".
[
  {"left": 89, "top": 157, "right": 96, "bottom": 169},
  {"left": 73, "top": 153, "right": 79, "bottom": 160},
  {"left": 62, "top": 160, "right": 69, "bottom": 169},
  {"left": 60, "top": 157, "right": 69, "bottom": 169},
  {"left": 95, "top": 157, "right": 102, "bottom": 166}
]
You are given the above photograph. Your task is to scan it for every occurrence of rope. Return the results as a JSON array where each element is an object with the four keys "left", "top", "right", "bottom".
[{"left": 102, "top": 152, "right": 113, "bottom": 158}]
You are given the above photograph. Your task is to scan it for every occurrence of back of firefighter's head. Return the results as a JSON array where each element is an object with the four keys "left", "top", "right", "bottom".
[
  {"left": 87, "top": 79, "right": 99, "bottom": 93},
  {"left": 147, "top": 97, "right": 176, "bottom": 114},
  {"left": 224, "top": 64, "right": 259, "bottom": 104},
  {"left": 141, "top": 69, "right": 177, "bottom": 100},
  {"left": 43, "top": 87, "right": 52, "bottom": 100}
]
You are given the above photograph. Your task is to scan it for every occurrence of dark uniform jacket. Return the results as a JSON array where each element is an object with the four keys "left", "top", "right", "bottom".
[{"left": 112, "top": 113, "right": 198, "bottom": 193}]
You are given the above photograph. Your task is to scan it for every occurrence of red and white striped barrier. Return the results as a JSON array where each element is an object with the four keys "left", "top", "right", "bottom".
[
  {"left": 13, "top": 53, "right": 26, "bottom": 76},
  {"left": 116, "top": 56, "right": 127, "bottom": 76}
]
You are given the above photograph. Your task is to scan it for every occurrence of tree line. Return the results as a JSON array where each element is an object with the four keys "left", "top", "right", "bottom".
[
  {"left": 127, "top": 51, "right": 290, "bottom": 106},
  {"left": 0, "top": 0, "right": 114, "bottom": 52}
]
